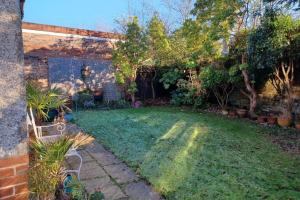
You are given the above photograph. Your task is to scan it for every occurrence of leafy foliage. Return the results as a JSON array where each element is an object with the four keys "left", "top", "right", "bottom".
[
  {"left": 26, "top": 83, "right": 68, "bottom": 121},
  {"left": 159, "top": 68, "right": 184, "bottom": 89},
  {"left": 146, "top": 14, "right": 171, "bottom": 67},
  {"left": 29, "top": 137, "right": 74, "bottom": 199},
  {"left": 113, "top": 17, "right": 146, "bottom": 102},
  {"left": 248, "top": 12, "right": 300, "bottom": 70},
  {"left": 200, "top": 65, "right": 238, "bottom": 109}
]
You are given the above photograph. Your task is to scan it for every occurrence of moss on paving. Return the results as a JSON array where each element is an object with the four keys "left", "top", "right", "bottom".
[{"left": 74, "top": 107, "right": 300, "bottom": 200}]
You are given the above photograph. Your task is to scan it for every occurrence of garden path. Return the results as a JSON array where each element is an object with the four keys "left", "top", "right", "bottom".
[{"left": 66, "top": 124, "right": 162, "bottom": 200}]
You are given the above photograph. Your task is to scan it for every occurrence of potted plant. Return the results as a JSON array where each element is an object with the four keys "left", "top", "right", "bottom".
[
  {"left": 236, "top": 108, "right": 247, "bottom": 118},
  {"left": 267, "top": 113, "right": 277, "bottom": 125},
  {"left": 26, "top": 83, "right": 68, "bottom": 124},
  {"left": 256, "top": 111, "right": 267, "bottom": 123},
  {"left": 294, "top": 117, "right": 300, "bottom": 130},
  {"left": 277, "top": 110, "right": 292, "bottom": 127},
  {"left": 229, "top": 109, "right": 237, "bottom": 117}
]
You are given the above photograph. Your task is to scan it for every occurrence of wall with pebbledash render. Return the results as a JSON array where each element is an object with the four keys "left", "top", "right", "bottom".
[{"left": 0, "top": 1, "right": 29, "bottom": 199}]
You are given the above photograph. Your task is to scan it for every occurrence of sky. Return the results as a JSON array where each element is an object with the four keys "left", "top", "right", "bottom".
[{"left": 23, "top": 0, "right": 173, "bottom": 33}]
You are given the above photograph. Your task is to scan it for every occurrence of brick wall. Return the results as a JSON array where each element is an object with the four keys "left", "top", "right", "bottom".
[
  {"left": 23, "top": 22, "right": 122, "bottom": 99},
  {"left": 0, "top": 155, "right": 29, "bottom": 200},
  {"left": 24, "top": 56, "right": 48, "bottom": 89},
  {"left": 22, "top": 22, "right": 121, "bottom": 60}
]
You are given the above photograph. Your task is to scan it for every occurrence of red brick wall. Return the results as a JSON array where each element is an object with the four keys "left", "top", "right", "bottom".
[
  {"left": 24, "top": 56, "right": 48, "bottom": 89},
  {"left": 22, "top": 22, "right": 120, "bottom": 60},
  {"left": 0, "top": 155, "right": 29, "bottom": 200},
  {"left": 22, "top": 22, "right": 121, "bottom": 88}
]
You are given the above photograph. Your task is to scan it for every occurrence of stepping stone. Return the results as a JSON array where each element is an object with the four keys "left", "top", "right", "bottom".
[
  {"left": 103, "top": 163, "right": 138, "bottom": 184},
  {"left": 124, "top": 182, "right": 162, "bottom": 200}
]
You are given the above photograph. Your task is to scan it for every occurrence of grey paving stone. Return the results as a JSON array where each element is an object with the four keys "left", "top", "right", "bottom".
[
  {"left": 90, "top": 151, "right": 122, "bottom": 166},
  {"left": 81, "top": 161, "right": 101, "bottom": 171},
  {"left": 124, "top": 182, "right": 162, "bottom": 200},
  {"left": 79, "top": 150, "right": 95, "bottom": 162},
  {"left": 66, "top": 151, "right": 94, "bottom": 166},
  {"left": 80, "top": 166, "right": 107, "bottom": 180},
  {"left": 83, "top": 177, "right": 127, "bottom": 200},
  {"left": 103, "top": 163, "right": 138, "bottom": 184},
  {"left": 101, "top": 184, "right": 127, "bottom": 200},
  {"left": 82, "top": 176, "right": 112, "bottom": 194},
  {"left": 85, "top": 141, "right": 107, "bottom": 154}
]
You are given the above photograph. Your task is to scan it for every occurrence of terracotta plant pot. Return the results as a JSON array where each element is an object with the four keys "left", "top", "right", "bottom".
[
  {"left": 236, "top": 109, "right": 247, "bottom": 118},
  {"left": 257, "top": 116, "right": 267, "bottom": 123},
  {"left": 295, "top": 123, "right": 300, "bottom": 130},
  {"left": 229, "top": 110, "right": 237, "bottom": 117},
  {"left": 93, "top": 89, "right": 103, "bottom": 97},
  {"left": 267, "top": 116, "right": 277, "bottom": 125},
  {"left": 277, "top": 117, "right": 292, "bottom": 127}
]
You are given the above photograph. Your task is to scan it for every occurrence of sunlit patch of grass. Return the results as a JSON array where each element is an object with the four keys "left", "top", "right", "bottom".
[{"left": 74, "top": 107, "right": 300, "bottom": 200}]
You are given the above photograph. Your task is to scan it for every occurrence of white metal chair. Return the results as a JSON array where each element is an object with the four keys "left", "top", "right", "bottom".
[{"left": 27, "top": 107, "right": 82, "bottom": 180}]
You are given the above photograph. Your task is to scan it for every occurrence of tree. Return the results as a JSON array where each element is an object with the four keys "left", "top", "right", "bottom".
[
  {"left": 112, "top": 16, "right": 146, "bottom": 103},
  {"left": 229, "top": 30, "right": 259, "bottom": 116},
  {"left": 248, "top": 11, "right": 300, "bottom": 117},
  {"left": 191, "top": 0, "right": 266, "bottom": 116},
  {"left": 145, "top": 14, "right": 171, "bottom": 99}
]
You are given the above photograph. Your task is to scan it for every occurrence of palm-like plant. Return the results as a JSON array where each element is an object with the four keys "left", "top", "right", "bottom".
[
  {"left": 29, "top": 137, "right": 74, "bottom": 199},
  {"left": 26, "top": 83, "right": 68, "bottom": 122}
]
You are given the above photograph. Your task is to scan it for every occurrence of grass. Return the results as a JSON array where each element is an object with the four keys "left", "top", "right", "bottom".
[{"left": 74, "top": 107, "right": 300, "bottom": 200}]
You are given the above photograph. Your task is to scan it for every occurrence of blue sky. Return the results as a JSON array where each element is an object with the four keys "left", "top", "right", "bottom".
[{"left": 24, "top": 0, "right": 170, "bottom": 32}]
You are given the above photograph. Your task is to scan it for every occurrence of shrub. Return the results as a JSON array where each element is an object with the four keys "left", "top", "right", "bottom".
[{"left": 199, "top": 65, "right": 236, "bottom": 110}]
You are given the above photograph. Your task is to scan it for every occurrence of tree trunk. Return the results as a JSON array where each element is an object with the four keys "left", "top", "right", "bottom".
[
  {"left": 131, "top": 94, "right": 135, "bottom": 104},
  {"left": 241, "top": 69, "right": 257, "bottom": 117},
  {"left": 151, "top": 69, "right": 157, "bottom": 100}
]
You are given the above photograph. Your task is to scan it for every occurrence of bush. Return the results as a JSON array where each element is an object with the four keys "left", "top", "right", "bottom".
[{"left": 199, "top": 65, "right": 236, "bottom": 109}]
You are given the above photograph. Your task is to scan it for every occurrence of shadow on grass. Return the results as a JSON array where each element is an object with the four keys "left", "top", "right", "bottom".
[{"left": 74, "top": 107, "right": 300, "bottom": 200}]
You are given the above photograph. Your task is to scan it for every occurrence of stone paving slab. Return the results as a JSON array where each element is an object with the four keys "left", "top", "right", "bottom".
[
  {"left": 124, "top": 182, "right": 162, "bottom": 200},
  {"left": 103, "top": 163, "right": 139, "bottom": 184},
  {"left": 82, "top": 176, "right": 112, "bottom": 193},
  {"left": 80, "top": 165, "right": 107, "bottom": 180},
  {"left": 90, "top": 150, "right": 123, "bottom": 166},
  {"left": 67, "top": 124, "right": 163, "bottom": 200}
]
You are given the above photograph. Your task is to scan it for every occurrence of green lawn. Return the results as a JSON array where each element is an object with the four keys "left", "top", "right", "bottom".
[{"left": 74, "top": 107, "right": 300, "bottom": 200}]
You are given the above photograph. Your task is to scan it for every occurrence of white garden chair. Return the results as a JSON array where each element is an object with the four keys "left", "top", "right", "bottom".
[{"left": 27, "top": 107, "right": 82, "bottom": 180}]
